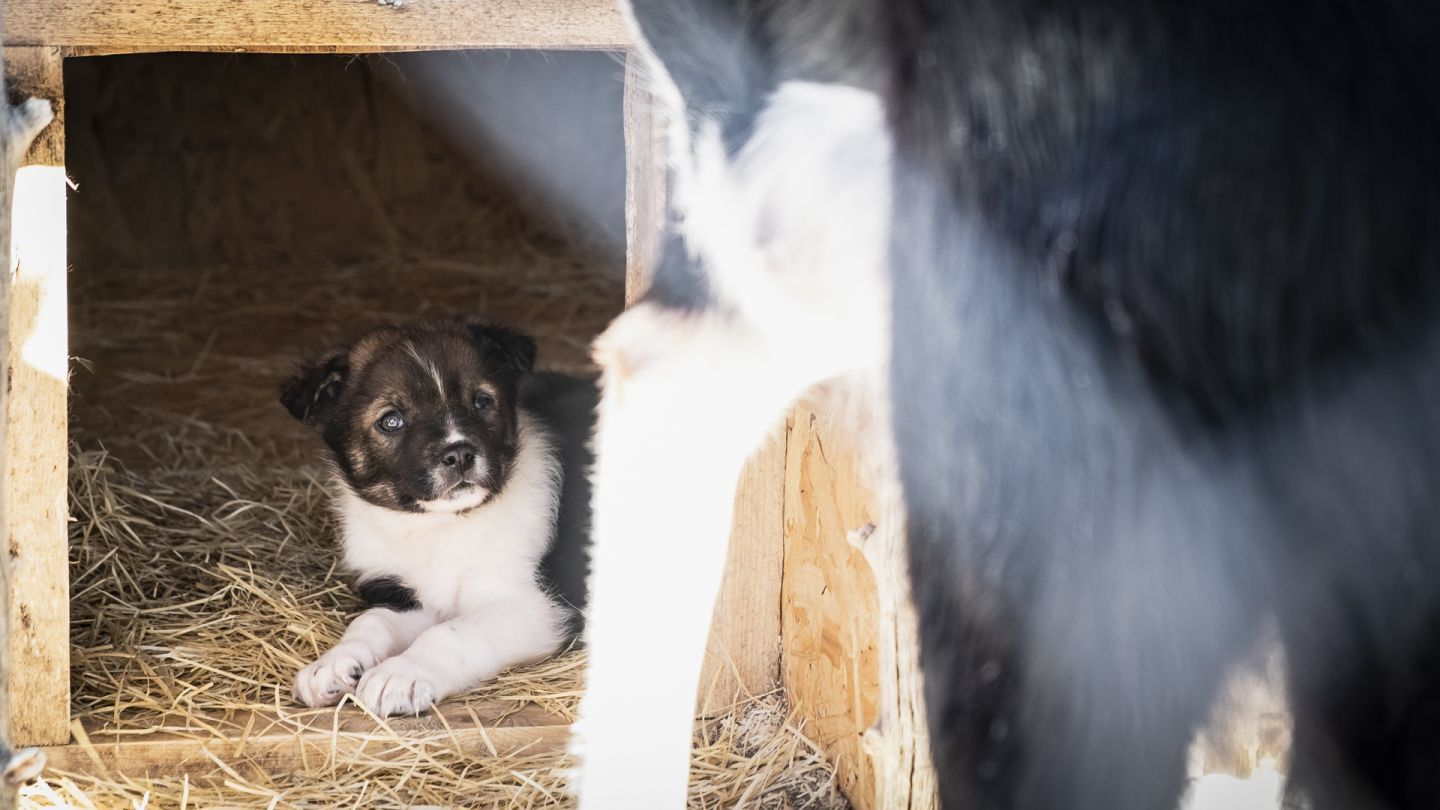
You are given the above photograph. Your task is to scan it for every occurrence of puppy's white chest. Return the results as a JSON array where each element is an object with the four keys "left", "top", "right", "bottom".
[
  {"left": 335, "top": 414, "right": 560, "bottom": 617},
  {"left": 354, "top": 514, "right": 499, "bottom": 612}
]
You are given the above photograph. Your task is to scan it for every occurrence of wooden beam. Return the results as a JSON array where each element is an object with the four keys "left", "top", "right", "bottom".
[
  {"left": 6, "top": 0, "right": 628, "bottom": 54},
  {"left": 41, "top": 702, "right": 570, "bottom": 783},
  {"left": 781, "top": 402, "right": 937, "bottom": 810},
  {"left": 622, "top": 53, "right": 665, "bottom": 309},
  {"left": 4, "top": 46, "right": 69, "bottom": 751},
  {"left": 0, "top": 31, "right": 61, "bottom": 807}
]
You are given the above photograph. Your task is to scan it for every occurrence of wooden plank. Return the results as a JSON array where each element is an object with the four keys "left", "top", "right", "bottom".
[
  {"left": 622, "top": 52, "right": 665, "bottom": 308},
  {"left": 699, "top": 430, "right": 786, "bottom": 713},
  {"left": 1, "top": 34, "right": 61, "bottom": 807},
  {"left": 41, "top": 702, "right": 570, "bottom": 783},
  {"left": 4, "top": 46, "right": 69, "bottom": 750},
  {"left": 781, "top": 402, "right": 937, "bottom": 810},
  {"left": 6, "top": 0, "right": 628, "bottom": 54},
  {"left": 781, "top": 407, "right": 880, "bottom": 804}
]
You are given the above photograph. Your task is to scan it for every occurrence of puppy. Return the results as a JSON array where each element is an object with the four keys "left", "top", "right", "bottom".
[{"left": 280, "top": 316, "right": 594, "bottom": 716}]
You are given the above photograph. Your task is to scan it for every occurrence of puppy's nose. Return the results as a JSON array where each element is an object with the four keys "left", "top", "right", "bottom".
[{"left": 439, "top": 442, "right": 477, "bottom": 471}]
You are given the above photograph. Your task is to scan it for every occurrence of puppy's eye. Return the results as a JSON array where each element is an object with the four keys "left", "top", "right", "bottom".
[
  {"left": 473, "top": 392, "right": 496, "bottom": 412},
  {"left": 376, "top": 411, "right": 406, "bottom": 433}
]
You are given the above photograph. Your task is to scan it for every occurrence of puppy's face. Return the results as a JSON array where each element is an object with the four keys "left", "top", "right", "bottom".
[{"left": 280, "top": 318, "right": 537, "bottom": 514}]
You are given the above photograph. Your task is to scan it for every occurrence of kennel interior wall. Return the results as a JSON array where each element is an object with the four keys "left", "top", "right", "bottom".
[{"left": 0, "top": 3, "right": 936, "bottom": 809}]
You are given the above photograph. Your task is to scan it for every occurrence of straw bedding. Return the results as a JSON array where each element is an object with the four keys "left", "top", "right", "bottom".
[
  {"left": 25, "top": 53, "right": 848, "bottom": 809},
  {"left": 24, "top": 435, "right": 843, "bottom": 809}
]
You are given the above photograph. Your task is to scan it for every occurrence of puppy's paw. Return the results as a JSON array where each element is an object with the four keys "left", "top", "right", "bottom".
[
  {"left": 292, "top": 643, "right": 378, "bottom": 708},
  {"left": 355, "top": 656, "right": 440, "bottom": 716}
]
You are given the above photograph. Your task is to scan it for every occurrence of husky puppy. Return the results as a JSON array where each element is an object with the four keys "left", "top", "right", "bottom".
[{"left": 281, "top": 316, "right": 594, "bottom": 717}]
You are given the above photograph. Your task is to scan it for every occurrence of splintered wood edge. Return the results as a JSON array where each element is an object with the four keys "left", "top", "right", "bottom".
[{"left": 40, "top": 702, "right": 572, "bottom": 783}]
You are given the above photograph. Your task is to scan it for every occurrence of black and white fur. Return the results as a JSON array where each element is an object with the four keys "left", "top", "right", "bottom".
[
  {"left": 573, "top": 1, "right": 1440, "bottom": 809},
  {"left": 281, "top": 316, "right": 593, "bottom": 717}
]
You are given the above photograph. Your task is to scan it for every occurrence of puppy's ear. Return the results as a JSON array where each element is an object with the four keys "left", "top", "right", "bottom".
[
  {"left": 279, "top": 349, "right": 348, "bottom": 426},
  {"left": 463, "top": 319, "right": 537, "bottom": 378}
]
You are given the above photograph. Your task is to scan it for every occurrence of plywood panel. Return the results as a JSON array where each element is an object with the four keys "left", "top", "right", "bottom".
[
  {"left": 4, "top": 46, "right": 70, "bottom": 749},
  {"left": 782, "top": 403, "right": 937, "bottom": 810},
  {"left": 7, "top": 0, "right": 627, "bottom": 54}
]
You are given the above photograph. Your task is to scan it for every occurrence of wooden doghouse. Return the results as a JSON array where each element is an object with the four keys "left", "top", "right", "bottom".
[{"left": 0, "top": 3, "right": 936, "bottom": 808}]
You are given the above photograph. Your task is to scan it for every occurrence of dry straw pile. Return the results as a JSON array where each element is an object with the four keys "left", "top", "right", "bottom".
[{"left": 22, "top": 434, "right": 843, "bottom": 808}]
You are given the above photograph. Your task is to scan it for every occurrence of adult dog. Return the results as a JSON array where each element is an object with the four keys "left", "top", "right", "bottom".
[{"left": 573, "top": 2, "right": 1440, "bottom": 808}]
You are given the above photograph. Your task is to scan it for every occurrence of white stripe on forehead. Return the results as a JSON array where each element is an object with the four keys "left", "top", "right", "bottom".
[
  {"left": 444, "top": 420, "right": 466, "bottom": 445},
  {"left": 403, "top": 340, "right": 448, "bottom": 399}
]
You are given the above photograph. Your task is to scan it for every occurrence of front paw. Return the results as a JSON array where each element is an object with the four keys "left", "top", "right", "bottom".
[
  {"left": 293, "top": 643, "right": 378, "bottom": 708},
  {"left": 355, "top": 656, "right": 440, "bottom": 716}
]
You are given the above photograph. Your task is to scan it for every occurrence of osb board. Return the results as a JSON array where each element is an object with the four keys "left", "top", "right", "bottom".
[
  {"left": 6, "top": 0, "right": 628, "bottom": 53},
  {"left": 5, "top": 46, "right": 71, "bottom": 747},
  {"left": 782, "top": 404, "right": 938, "bottom": 810},
  {"left": 781, "top": 408, "right": 882, "bottom": 805}
]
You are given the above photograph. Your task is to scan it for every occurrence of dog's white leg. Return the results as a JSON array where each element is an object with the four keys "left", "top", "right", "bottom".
[
  {"left": 572, "top": 80, "right": 893, "bottom": 808},
  {"left": 572, "top": 305, "right": 828, "bottom": 809},
  {"left": 293, "top": 607, "right": 435, "bottom": 708}
]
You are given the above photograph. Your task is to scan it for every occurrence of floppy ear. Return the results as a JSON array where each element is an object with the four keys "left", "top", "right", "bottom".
[
  {"left": 279, "top": 348, "right": 348, "bottom": 426},
  {"left": 462, "top": 318, "right": 537, "bottom": 378}
]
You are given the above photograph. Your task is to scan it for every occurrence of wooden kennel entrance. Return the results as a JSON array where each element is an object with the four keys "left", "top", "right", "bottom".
[{"left": 0, "top": 2, "right": 936, "bottom": 808}]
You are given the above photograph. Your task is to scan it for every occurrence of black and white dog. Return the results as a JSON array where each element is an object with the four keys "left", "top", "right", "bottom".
[
  {"left": 573, "top": 1, "right": 1440, "bottom": 809},
  {"left": 281, "top": 316, "right": 593, "bottom": 717}
]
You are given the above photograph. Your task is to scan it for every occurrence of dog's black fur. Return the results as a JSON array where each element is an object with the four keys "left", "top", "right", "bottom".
[
  {"left": 354, "top": 574, "right": 421, "bottom": 612},
  {"left": 628, "top": 1, "right": 1440, "bottom": 807},
  {"left": 521, "top": 371, "right": 598, "bottom": 621}
]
